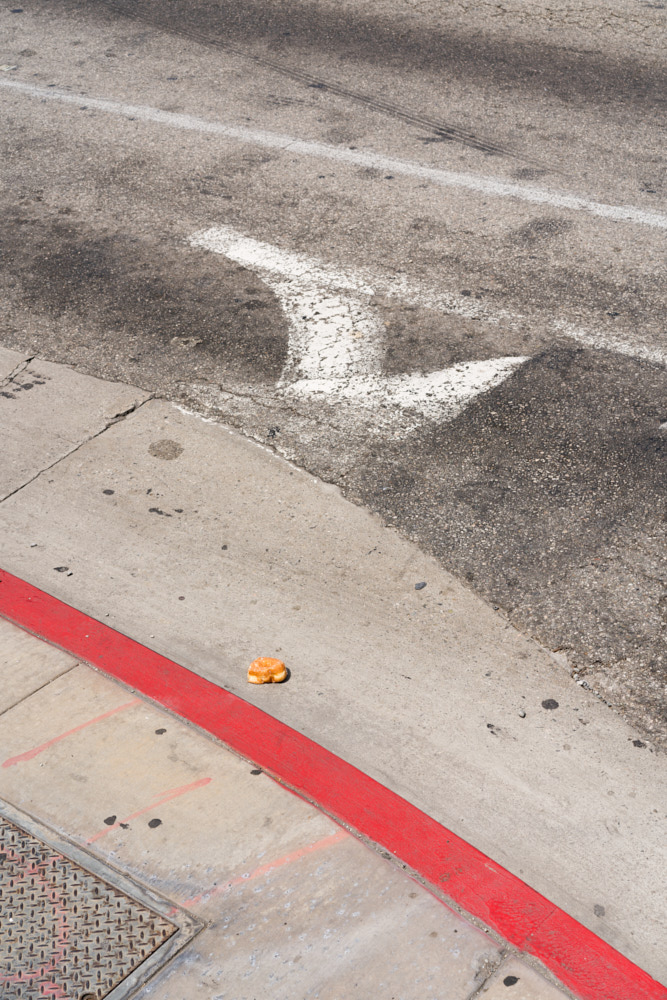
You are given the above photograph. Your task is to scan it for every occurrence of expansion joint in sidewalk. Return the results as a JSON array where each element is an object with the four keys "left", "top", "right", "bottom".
[
  {"left": 0, "top": 661, "right": 79, "bottom": 722},
  {"left": 0, "top": 392, "right": 155, "bottom": 504},
  {"left": 464, "top": 947, "right": 510, "bottom": 1000},
  {"left": 0, "top": 354, "right": 37, "bottom": 389}
]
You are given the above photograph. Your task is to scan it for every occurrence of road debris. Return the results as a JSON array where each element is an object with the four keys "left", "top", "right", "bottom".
[{"left": 247, "top": 656, "right": 288, "bottom": 684}]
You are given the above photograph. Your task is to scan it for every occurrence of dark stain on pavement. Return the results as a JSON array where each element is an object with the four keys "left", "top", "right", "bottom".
[
  {"left": 512, "top": 217, "right": 573, "bottom": 245},
  {"left": 149, "top": 439, "right": 184, "bottom": 460},
  {"left": 0, "top": 367, "right": 48, "bottom": 400},
  {"left": 0, "top": 211, "right": 288, "bottom": 385}
]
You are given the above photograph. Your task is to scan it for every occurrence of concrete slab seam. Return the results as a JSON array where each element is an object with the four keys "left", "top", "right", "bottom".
[
  {"left": 0, "top": 393, "right": 154, "bottom": 504},
  {"left": 0, "top": 660, "right": 79, "bottom": 723},
  {"left": 0, "top": 568, "right": 664, "bottom": 1000},
  {"left": 0, "top": 354, "right": 36, "bottom": 390}
]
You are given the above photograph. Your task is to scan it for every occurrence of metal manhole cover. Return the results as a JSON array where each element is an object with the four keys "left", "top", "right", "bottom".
[{"left": 0, "top": 801, "right": 201, "bottom": 999}]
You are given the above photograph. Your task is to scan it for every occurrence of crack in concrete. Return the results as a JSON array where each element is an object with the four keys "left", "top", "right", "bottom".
[
  {"left": 0, "top": 393, "right": 154, "bottom": 505},
  {"left": 0, "top": 355, "right": 36, "bottom": 390},
  {"left": 0, "top": 661, "right": 79, "bottom": 722},
  {"left": 464, "top": 947, "right": 510, "bottom": 1000}
]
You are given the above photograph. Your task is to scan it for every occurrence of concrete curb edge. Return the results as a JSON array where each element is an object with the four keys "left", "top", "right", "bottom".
[{"left": 0, "top": 567, "right": 664, "bottom": 1000}]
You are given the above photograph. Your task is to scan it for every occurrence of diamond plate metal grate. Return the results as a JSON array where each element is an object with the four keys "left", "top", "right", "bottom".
[{"left": 0, "top": 815, "right": 177, "bottom": 999}]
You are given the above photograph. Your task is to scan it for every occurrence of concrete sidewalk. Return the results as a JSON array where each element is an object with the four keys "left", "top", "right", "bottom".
[
  {"left": 0, "top": 348, "right": 665, "bottom": 992},
  {"left": 0, "top": 617, "right": 568, "bottom": 999}
]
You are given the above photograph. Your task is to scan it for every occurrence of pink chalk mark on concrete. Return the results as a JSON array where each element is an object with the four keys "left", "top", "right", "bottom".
[
  {"left": 87, "top": 776, "right": 213, "bottom": 843},
  {"left": 180, "top": 827, "right": 349, "bottom": 911},
  {"left": 2, "top": 698, "right": 141, "bottom": 768}
]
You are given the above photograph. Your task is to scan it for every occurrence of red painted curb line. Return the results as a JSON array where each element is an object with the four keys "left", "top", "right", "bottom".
[{"left": 0, "top": 568, "right": 664, "bottom": 1000}]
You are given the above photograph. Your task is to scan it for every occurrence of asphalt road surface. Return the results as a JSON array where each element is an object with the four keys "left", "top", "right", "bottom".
[{"left": 1, "top": 0, "right": 665, "bottom": 743}]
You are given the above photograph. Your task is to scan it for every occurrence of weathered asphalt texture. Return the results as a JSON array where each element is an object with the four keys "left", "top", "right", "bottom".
[
  {"left": 1, "top": 0, "right": 665, "bottom": 743},
  {"left": 39, "top": 0, "right": 667, "bottom": 116}
]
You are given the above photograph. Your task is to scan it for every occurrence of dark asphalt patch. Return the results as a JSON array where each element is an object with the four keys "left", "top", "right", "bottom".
[
  {"left": 343, "top": 347, "right": 667, "bottom": 743},
  {"left": 0, "top": 210, "right": 288, "bottom": 386},
  {"left": 379, "top": 303, "right": 538, "bottom": 376}
]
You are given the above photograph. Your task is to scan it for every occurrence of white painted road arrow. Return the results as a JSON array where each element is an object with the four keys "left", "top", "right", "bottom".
[{"left": 190, "top": 226, "right": 529, "bottom": 434}]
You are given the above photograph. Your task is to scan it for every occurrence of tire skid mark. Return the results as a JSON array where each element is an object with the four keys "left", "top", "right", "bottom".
[
  {"left": 3, "top": 79, "right": 664, "bottom": 231},
  {"left": 94, "top": 0, "right": 540, "bottom": 164}
]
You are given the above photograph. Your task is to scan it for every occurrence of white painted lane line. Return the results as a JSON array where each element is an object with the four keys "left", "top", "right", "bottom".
[
  {"left": 271, "top": 284, "right": 381, "bottom": 381},
  {"left": 191, "top": 226, "right": 379, "bottom": 381},
  {"left": 191, "top": 226, "right": 667, "bottom": 372},
  {"left": 189, "top": 226, "right": 529, "bottom": 433},
  {"left": 552, "top": 320, "right": 667, "bottom": 369},
  {"left": 3, "top": 78, "right": 667, "bottom": 231},
  {"left": 189, "top": 226, "right": 489, "bottom": 323},
  {"left": 286, "top": 361, "right": 528, "bottom": 424}
]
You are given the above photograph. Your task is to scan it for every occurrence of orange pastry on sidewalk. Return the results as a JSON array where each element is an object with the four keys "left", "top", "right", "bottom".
[{"left": 247, "top": 656, "right": 288, "bottom": 684}]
